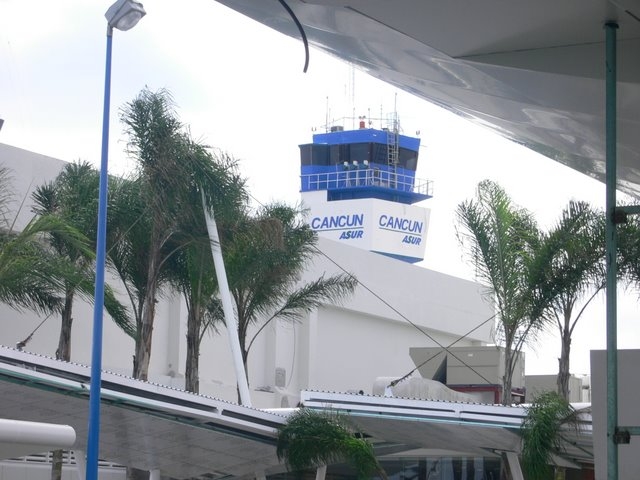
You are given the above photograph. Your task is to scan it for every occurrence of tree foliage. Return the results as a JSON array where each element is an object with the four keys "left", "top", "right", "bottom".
[
  {"left": 165, "top": 150, "right": 247, "bottom": 393},
  {"left": 32, "top": 161, "right": 133, "bottom": 362},
  {"left": 0, "top": 165, "right": 89, "bottom": 315},
  {"left": 117, "top": 88, "right": 248, "bottom": 380},
  {"left": 528, "top": 201, "right": 604, "bottom": 399},
  {"left": 456, "top": 180, "right": 541, "bottom": 404},
  {"left": 222, "top": 202, "right": 358, "bottom": 384},
  {"left": 0, "top": 215, "right": 74, "bottom": 313},
  {"left": 520, "top": 392, "right": 577, "bottom": 480},
  {"left": 617, "top": 205, "right": 640, "bottom": 292},
  {"left": 276, "top": 409, "right": 386, "bottom": 480}
]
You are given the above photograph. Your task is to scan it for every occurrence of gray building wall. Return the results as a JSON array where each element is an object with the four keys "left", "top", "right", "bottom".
[
  {"left": 591, "top": 349, "right": 640, "bottom": 479},
  {"left": 525, "top": 374, "right": 588, "bottom": 403}
]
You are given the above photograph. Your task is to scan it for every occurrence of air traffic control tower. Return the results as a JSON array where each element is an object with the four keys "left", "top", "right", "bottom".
[{"left": 299, "top": 117, "right": 432, "bottom": 263}]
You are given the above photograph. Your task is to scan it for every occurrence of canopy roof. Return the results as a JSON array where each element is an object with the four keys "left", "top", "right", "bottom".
[
  {"left": 0, "top": 348, "right": 285, "bottom": 479},
  {"left": 215, "top": 0, "right": 640, "bottom": 196},
  {"left": 300, "top": 391, "right": 593, "bottom": 469},
  {"left": 0, "top": 348, "right": 593, "bottom": 477}
]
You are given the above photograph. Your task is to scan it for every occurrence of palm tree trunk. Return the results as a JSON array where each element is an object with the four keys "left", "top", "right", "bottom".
[
  {"left": 237, "top": 346, "right": 250, "bottom": 404},
  {"left": 185, "top": 308, "right": 200, "bottom": 393},
  {"left": 133, "top": 288, "right": 157, "bottom": 381},
  {"left": 134, "top": 292, "right": 156, "bottom": 381},
  {"left": 52, "top": 288, "right": 74, "bottom": 480},
  {"left": 56, "top": 288, "right": 74, "bottom": 361},
  {"left": 502, "top": 341, "right": 514, "bottom": 405},
  {"left": 557, "top": 313, "right": 572, "bottom": 400},
  {"left": 133, "top": 253, "right": 159, "bottom": 381}
]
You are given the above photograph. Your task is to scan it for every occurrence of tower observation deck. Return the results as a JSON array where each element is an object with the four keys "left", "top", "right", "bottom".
[{"left": 300, "top": 118, "right": 433, "bottom": 264}]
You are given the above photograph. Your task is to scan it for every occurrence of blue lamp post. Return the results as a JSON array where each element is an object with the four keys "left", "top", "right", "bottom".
[{"left": 86, "top": 2, "right": 145, "bottom": 480}]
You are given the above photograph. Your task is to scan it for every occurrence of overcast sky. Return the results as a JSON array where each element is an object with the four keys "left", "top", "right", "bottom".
[{"left": 1, "top": 0, "right": 637, "bottom": 376}]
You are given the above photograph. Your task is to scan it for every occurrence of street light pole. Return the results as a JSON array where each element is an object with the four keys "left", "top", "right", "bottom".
[{"left": 86, "top": 2, "right": 145, "bottom": 480}]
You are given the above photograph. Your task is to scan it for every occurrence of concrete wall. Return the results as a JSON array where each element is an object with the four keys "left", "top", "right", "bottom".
[
  {"left": 0, "top": 144, "right": 68, "bottom": 231},
  {"left": 525, "top": 374, "right": 588, "bottom": 403}
]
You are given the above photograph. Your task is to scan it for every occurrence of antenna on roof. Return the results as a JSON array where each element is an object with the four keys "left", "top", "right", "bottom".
[{"left": 325, "top": 96, "right": 329, "bottom": 133}]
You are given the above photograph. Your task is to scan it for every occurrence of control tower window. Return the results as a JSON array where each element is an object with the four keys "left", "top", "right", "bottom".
[
  {"left": 329, "top": 145, "right": 351, "bottom": 165},
  {"left": 399, "top": 148, "right": 418, "bottom": 171},
  {"left": 350, "top": 143, "right": 371, "bottom": 164},
  {"left": 300, "top": 144, "right": 329, "bottom": 166}
]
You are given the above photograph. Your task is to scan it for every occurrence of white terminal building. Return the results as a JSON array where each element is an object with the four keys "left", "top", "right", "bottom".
[{"left": 0, "top": 134, "right": 555, "bottom": 479}]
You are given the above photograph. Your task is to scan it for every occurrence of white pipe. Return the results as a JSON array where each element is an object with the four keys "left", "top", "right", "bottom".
[
  {"left": 201, "top": 192, "right": 252, "bottom": 406},
  {"left": 149, "top": 469, "right": 160, "bottom": 480},
  {"left": 0, "top": 418, "right": 75, "bottom": 446}
]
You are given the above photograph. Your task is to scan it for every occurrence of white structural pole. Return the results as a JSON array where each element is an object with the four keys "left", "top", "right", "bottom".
[
  {"left": 504, "top": 452, "right": 525, "bottom": 480},
  {"left": 201, "top": 192, "right": 252, "bottom": 406},
  {"left": 74, "top": 451, "right": 85, "bottom": 480},
  {"left": 149, "top": 469, "right": 160, "bottom": 480},
  {"left": 315, "top": 465, "right": 327, "bottom": 480}
]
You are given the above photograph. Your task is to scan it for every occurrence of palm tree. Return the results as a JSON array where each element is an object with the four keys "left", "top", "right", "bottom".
[
  {"left": 520, "top": 391, "right": 580, "bottom": 480},
  {"left": 221, "top": 202, "right": 357, "bottom": 394},
  {"left": 32, "top": 162, "right": 133, "bottom": 361},
  {"left": 277, "top": 408, "right": 387, "bottom": 480},
  {"left": 118, "top": 88, "right": 249, "bottom": 381},
  {"left": 528, "top": 201, "right": 604, "bottom": 400},
  {"left": 165, "top": 150, "right": 247, "bottom": 393},
  {"left": 0, "top": 165, "right": 85, "bottom": 315},
  {"left": 456, "top": 180, "right": 541, "bottom": 405},
  {"left": 617, "top": 205, "right": 640, "bottom": 292},
  {"left": 106, "top": 174, "right": 157, "bottom": 338},
  {"left": 166, "top": 233, "right": 221, "bottom": 393}
]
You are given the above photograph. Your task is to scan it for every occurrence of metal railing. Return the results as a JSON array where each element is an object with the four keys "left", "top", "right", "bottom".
[{"left": 301, "top": 168, "right": 433, "bottom": 197}]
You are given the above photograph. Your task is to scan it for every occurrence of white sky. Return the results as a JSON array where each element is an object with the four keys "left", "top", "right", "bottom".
[{"left": 1, "top": 0, "right": 637, "bottom": 377}]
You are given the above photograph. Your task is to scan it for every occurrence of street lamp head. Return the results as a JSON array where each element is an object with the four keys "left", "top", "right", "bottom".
[{"left": 105, "top": 0, "right": 146, "bottom": 31}]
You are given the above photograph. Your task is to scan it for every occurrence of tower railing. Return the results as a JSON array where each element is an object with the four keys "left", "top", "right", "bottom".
[{"left": 301, "top": 169, "right": 433, "bottom": 197}]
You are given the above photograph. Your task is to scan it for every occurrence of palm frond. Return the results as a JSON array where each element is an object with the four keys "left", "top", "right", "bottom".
[
  {"left": 269, "top": 274, "right": 358, "bottom": 322},
  {"left": 277, "top": 409, "right": 385, "bottom": 480},
  {"left": 520, "top": 392, "right": 576, "bottom": 480}
]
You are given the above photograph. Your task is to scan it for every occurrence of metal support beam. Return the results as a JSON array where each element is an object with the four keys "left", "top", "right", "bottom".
[
  {"left": 615, "top": 426, "right": 640, "bottom": 445},
  {"left": 504, "top": 452, "right": 525, "bottom": 480},
  {"left": 605, "top": 20, "right": 619, "bottom": 480},
  {"left": 614, "top": 205, "right": 640, "bottom": 220},
  {"left": 201, "top": 192, "right": 252, "bottom": 407},
  {"left": 619, "top": 426, "right": 640, "bottom": 435}
]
